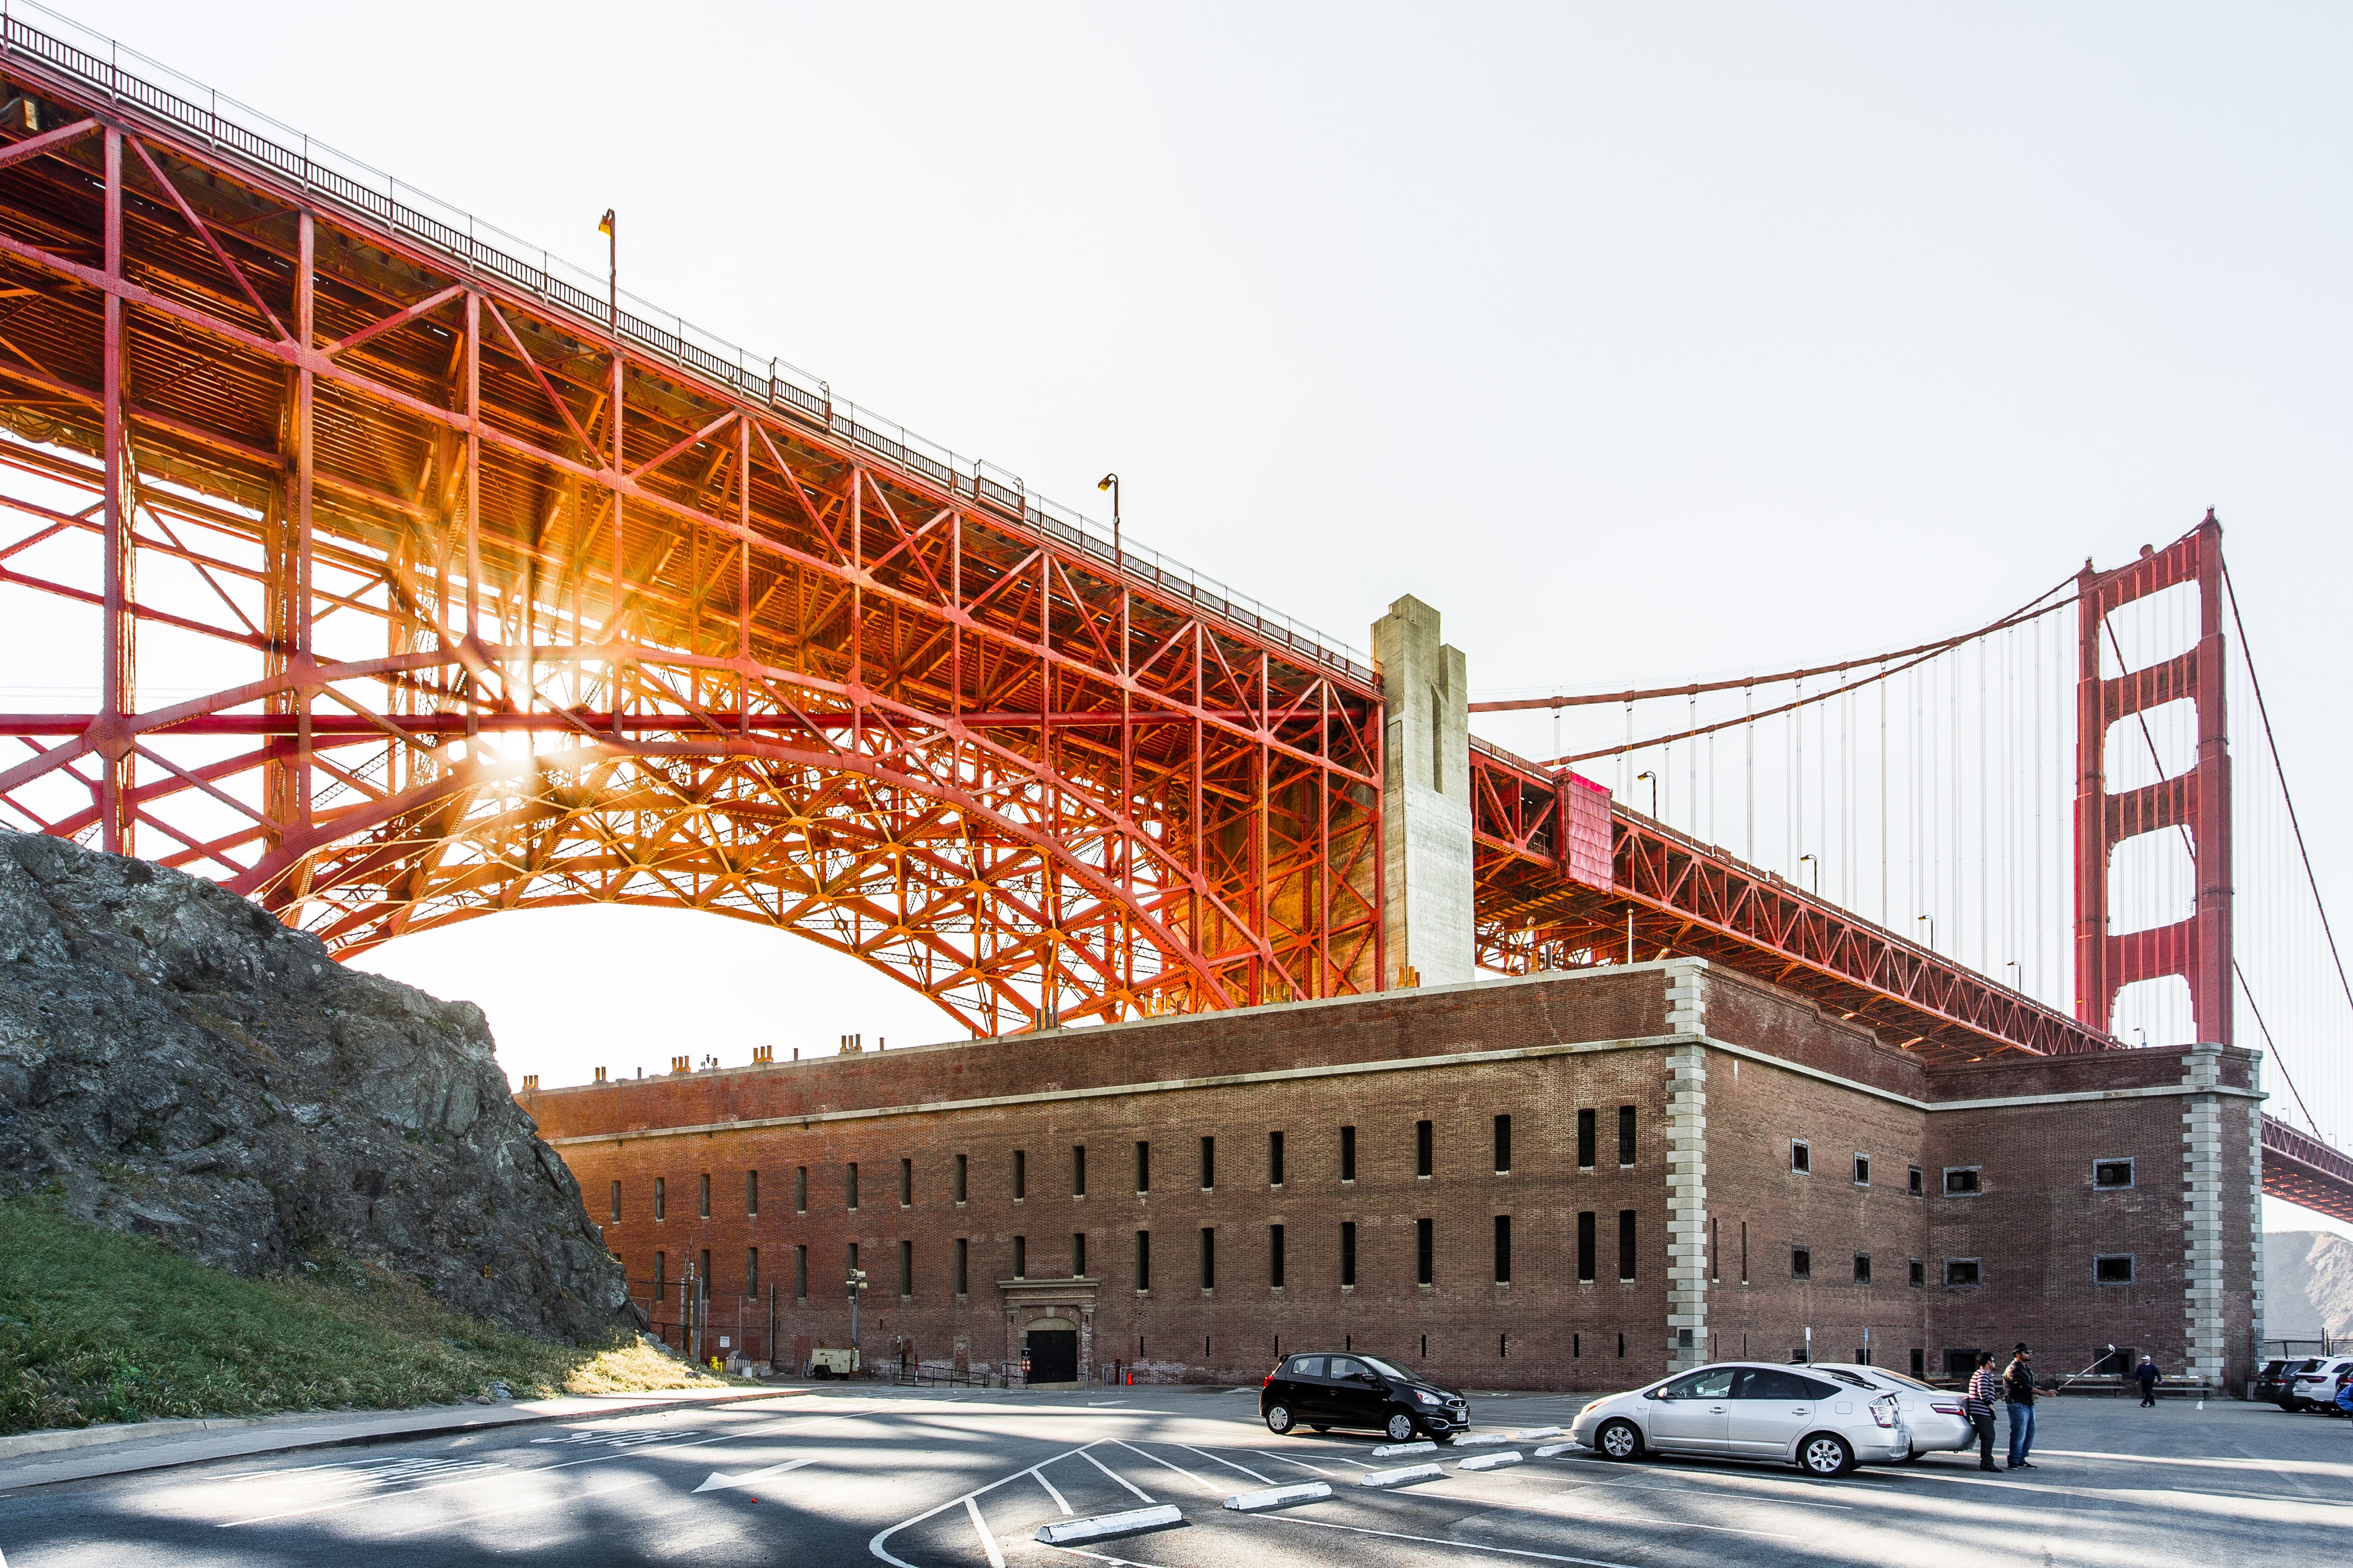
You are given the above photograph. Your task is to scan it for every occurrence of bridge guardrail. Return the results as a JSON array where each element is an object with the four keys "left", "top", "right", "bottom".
[{"left": 0, "top": 0, "right": 1373, "bottom": 687}]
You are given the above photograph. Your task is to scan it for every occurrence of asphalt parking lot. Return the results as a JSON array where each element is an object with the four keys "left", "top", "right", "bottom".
[{"left": 0, "top": 1383, "right": 2344, "bottom": 1566}]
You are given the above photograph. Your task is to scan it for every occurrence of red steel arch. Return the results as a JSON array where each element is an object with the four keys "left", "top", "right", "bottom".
[{"left": 0, "top": 23, "right": 1382, "bottom": 1035}]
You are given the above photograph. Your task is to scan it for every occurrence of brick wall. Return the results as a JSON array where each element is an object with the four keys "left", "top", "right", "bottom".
[{"left": 520, "top": 960, "right": 2265, "bottom": 1394}]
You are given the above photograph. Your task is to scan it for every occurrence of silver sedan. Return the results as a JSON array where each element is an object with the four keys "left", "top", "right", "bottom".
[
  {"left": 1568, "top": 1361, "right": 1909, "bottom": 1478},
  {"left": 1806, "top": 1362, "right": 1974, "bottom": 1459}
]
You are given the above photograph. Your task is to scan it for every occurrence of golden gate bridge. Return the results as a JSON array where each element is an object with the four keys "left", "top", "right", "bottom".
[{"left": 0, "top": 1, "right": 2344, "bottom": 1219}]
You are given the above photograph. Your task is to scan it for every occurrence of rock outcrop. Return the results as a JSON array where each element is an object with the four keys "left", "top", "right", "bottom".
[
  {"left": 0, "top": 830, "right": 631, "bottom": 1342},
  {"left": 2267, "top": 1229, "right": 2353, "bottom": 1340}
]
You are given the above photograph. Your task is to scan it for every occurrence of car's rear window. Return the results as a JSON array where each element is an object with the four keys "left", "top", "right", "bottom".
[
  {"left": 1822, "top": 1369, "right": 1878, "bottom": 1390},
  {"left": 1283, "top": 1356, "right": 1324, "bottom": 1378}
]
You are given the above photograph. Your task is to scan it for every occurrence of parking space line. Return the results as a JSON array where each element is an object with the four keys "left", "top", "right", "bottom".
[
  {"left": 1252, "top": 1449, "right": 1338, "bottom": 1476},
  {"left": 1421, "top": 1485, "right": 1807, "bottom": 1541},
  {"left": 870, "top": 1445, "right": 1089, "bottom": 1568},
  {"left": 1546, "top": 1473, "right": 1857, "bottom": 1510},
  {"left": 1077, "top": 1450, "right": 1158, "bottom": 1504},
  {"left": 963, "top": 1495, "right": 1008, "bottom": 1568},
  {"left": 1174, "top": 1445, "right": 1274, "bottom": 1485},
  {"left": 1113, "top": 1441, "right": 1226, "bottom": 1496},
  {"left": 1033, "top": 1468, "right": 1074, "bottom": 1515},
  {"left": 1256, "top": 1513, "right": 1637, "bottom": 1566}
]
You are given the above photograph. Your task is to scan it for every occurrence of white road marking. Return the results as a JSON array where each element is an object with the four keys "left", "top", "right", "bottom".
[
  {"left": 869, "top": 1445, "right": 1089, "bottom": 1568},
  {"left": 1175, "top": 1443, "right": 1274, "bottom": 1485},
  {"left": 1423, "top": 1485, "right": 1807, "bottom": 1540},
  {"left": 964, "top": 1495, "right": 1008, "bottom": 1568},
  {"left": 1087, "top": 1401, "right": 1129, "bottom": 1407},
  {"left": 1547, "top": 1473, "right": 1858, "bottom": 1510},
  {"left": 1114, "top": 1441, "right": 1226, "bottom": 1496},
  {"left": 1033, "top": 1468, "right": 1074, "bottom": 1515},
  {"left": 1252, "top": 1449, "right": 1338, "bottom": 1476},
  {"left": 1256, "top": 1513, "right": 1638, "bottom": 1566},
  {"left": 695, "top": 1455, "right": 819, "bottom": 1493},
  {"left": 374, "top": 1472, "right": 658, "bottom": 1537},
  {"left": 1078, "top": 1449, "right": 1158, "bottom": 1504},
  {"left": 220, "top": 1408, "right": 877, "bottom": 1528}
]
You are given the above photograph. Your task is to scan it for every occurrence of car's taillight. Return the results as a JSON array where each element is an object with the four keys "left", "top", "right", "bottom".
[
  {"left": 1872, "top": 1401, "right": 1897, "bottom": 1429},
  {"left": 1929, "top": 1399, "right": 1963, "bottom": 1415},
  {"left": 1264, "top": 1368, "right": 1277, "bottom": 1387}
]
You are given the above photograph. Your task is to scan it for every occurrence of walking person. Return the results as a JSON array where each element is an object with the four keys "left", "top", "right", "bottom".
[
  {"left": 2003, "top": 1343, "right": 2038, "bottom": 1469},
  {"left": 1965, "top": 1351, "right": 2002, "bottom": 1470},
  {"left": 2134, "top": 1354, "right": 2161, "bottom": 1408}
]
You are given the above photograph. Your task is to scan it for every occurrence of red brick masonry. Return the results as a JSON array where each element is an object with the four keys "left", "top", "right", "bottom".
[{"left": 519, "top": 960, "right": 2264, "bottom": 1393}]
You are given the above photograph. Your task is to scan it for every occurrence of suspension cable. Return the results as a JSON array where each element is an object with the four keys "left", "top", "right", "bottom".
[{"left": 1476, "top": 571, "right": 2079, "bottom": 713}]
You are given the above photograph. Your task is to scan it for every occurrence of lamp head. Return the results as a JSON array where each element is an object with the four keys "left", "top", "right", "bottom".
[
  {"left": 1098, "top": 473, "right": 1117, "bottom": 492},
  {"left": 597, "top": 209, "right": 615, "bottom": 237}
]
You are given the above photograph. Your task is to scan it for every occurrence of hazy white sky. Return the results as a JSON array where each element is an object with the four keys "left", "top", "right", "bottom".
[{"left": 46, "top": 1, "right": 2353, "bottom": 1234}]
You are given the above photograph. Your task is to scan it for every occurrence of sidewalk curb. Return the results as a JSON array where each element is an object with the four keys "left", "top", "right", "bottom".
[{"left": 0, "top": 1386, "right": 810, "bottom": 1492}]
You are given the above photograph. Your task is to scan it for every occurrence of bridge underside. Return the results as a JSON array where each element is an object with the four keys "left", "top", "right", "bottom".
[{"left": 0, "top": 18, "right": 2341, "bottom": 1218}]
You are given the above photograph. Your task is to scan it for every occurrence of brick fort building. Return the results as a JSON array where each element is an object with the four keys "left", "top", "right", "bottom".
[{"left": 519, "top": 956, "right": 2264, "bottom": 1393}]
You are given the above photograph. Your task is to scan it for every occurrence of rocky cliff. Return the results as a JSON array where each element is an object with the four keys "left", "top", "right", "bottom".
[
  {"left": 0, "top": 830, "right": 631, "bottom": 1342},
  {"left": 2267, "top": 1229, "right": 2353, "bottom": 1340}
]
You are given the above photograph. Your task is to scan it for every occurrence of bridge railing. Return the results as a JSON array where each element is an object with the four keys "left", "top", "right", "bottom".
[{"left": 0, "top": 0, "right": 1373, "bottom": 688}]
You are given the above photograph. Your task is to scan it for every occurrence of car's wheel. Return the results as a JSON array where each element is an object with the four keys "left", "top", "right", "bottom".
[
  {"left": 1596, "top": 1418, "right": 1644, "bottom": 1462},
  {"left": 1265, "top": 1404, "right": 1295, "bottom": 1435},
  {"left": 1798, "top": 1433, "right": 1855, "bottom": 1478},
  {"left": 1386, "top": 1411, "right": 1417, "bottom": 1442}
]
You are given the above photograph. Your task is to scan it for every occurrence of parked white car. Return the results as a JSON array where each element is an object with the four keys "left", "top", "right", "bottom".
[
  {"left": 1569, "top": 1362, "right": 1909, "bottom": 1478},
  {"left": 2288, "top": 1357, "right": 2353, "bottom": 1413},
  {"left": 1806, "top": 1362, "right": 1973, "bottom": 1458}
]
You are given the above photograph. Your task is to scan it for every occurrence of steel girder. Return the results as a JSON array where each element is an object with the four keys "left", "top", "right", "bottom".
[
  {"left": 0, "top": 53, "right": 1382, "bottom": 1036},
  {"left": 1467, "top": 738, "right": 2117, "bottom": 1065}
]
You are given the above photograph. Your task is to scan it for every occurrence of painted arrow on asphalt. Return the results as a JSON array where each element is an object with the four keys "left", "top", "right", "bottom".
[{"left": 693, "top": 1456, "right": 820, "bottom": 1493}]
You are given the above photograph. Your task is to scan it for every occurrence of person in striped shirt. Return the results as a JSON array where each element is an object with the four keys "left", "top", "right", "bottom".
[{"left": 1965, "top": 1351, "right": 2001, "bottom": 1471}]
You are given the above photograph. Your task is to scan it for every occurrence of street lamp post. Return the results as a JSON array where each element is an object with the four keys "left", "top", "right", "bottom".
[
  {"left": 596, "top": 209, "right": 616, "bottom": 333},
  {"left": 1798, "top": 853, "right": 1819, "bottom": 895},
  {"left": 1097, "top": 473, "right": 1120, "bottom": 572},
  {"left": 1917, "top": 914, "right": 1935, "bottom": 953},
  {"left": 1635, "top": 769, "right": 1658, "bottom": 818},
  {"left": 847, "top": 1266, "right": 868, "bottom": 1368}
]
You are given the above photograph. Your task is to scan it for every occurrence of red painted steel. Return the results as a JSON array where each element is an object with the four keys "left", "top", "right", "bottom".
[
  {"left": 0, "top": 14, "right": 2337, "bottom": 1218},
  {"left": 2261, "top": 1117, "right": 2353, "bottom": 1225},
  {"left": 2074, "top": 516, "right": 2231, "bottom": 1045},
  {"left": 1469, "top": 740, "right": 2112, "bottom": 1066},
  {"left": 0, "top": 29, "right": 1382, "bottom": 1036}
]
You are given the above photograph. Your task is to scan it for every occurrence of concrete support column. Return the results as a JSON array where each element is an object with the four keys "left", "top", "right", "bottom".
[
  {"left": 1373, "top": 596, "right": 1473, "bottom": 989},
  {"left": 2180, "top": 1046, "right": 2225, "bottom": 1385},
  {"left": 1664, "top": 961, "right": 1710, "bottom": 1374},
  {"left": 2245, "top": 1053, "right": 2267, "bottom": 1385}
]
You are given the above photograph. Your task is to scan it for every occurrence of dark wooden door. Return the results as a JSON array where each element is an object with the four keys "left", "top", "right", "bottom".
[{"left": 1028, "top": 1329, "right": 1078, "bottom": 1384}]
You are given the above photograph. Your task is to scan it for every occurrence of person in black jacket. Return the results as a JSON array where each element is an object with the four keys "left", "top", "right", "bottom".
[
  {"left": 2134, "top": 1355, "right": 2161, "bottom": 1408},
  {"left": 2003, "top": 1344, "right": 2037, "bottom": 1469}
]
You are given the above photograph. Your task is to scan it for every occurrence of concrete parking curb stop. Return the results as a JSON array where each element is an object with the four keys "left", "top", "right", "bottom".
[
  {"left": 1223, "top": 1482, "right": 1332, "bottom": 1512},
  {"left": 1456, "top": 1451, "right": 1523, "bottom": 1472},
  {"left": 1369, "top": 1439, "right": 1436, "bottom": 1458},
  {"left": 1360, "top": 1463, "right": 1445, "bottom": 1488},
  {"left": 1511, "top": 1426, "right": 1565, "bottom": 1441},
  {"left": 1452, "top": 1431, "right": 1510, "bottom": 1446},
  {"left": 1533, "top": 1442, "right": 1578, "bottom": 1458},
  {"left": 0, "top": 1386, "right": 809, "bottom": 1492},
  {"left": 1035, "top": 1505, "right": 1184, "bottom": 1544}
]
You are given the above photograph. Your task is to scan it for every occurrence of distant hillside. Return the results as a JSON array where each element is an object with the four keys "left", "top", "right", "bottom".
[{"left": 2267, "top": 1230, "right": 2353, "bottom": 1340}]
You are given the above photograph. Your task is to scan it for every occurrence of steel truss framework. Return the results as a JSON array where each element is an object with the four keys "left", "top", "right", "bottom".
[
  {"left": 0, "top": 20, "right": 2340, "bottom": 1220},
  {"left": 0, "top": 55, "right": 1382, "bottom": 1036}
]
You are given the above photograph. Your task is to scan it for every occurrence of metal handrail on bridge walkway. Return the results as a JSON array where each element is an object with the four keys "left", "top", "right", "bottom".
[{"left": 0, "top": 0, "right": 1371, "bottom": 687}]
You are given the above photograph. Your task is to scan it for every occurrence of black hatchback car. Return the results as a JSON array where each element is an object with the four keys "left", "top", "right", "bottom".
[{"left": 1261, "top": 1352, "right": 1469, "bottom": 1442}]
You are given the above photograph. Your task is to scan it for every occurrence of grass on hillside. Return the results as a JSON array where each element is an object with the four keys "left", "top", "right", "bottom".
[{"left": 0, "top": 1197, "right": 729, "bottom": 1436}]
